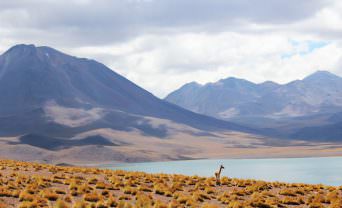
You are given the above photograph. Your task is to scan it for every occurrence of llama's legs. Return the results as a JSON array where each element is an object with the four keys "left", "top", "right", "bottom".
[
  {"left": 216, "top": 175, "right": 221, "bottom": 186},
  {"left": 216, "top": 179, "right": 221, "bottom": 185}
]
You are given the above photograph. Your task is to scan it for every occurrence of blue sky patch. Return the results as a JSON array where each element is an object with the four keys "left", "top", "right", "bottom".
[{"left": 281, "top": 40, "right": 330, "bottom": 59}]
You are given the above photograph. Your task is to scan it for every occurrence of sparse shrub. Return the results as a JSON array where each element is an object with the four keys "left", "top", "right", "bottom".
[
  {"left": 19, "top": 191, "right": 35, "bottom": 202},
  {"left": 95, "top": 181, "right": 106, "bottom": 189},
  {"left": 227, "top": 201, "right": 245, "bottom": 208},
  {"left": 279, "top": 188, "right": 297, "bottom": 196},
  {"left": 281, "top": 196, "right": 305, "bottom": 205},
  {"left": 123, "top": 187, "right": 137, "bottom": 195},
  {"left": 54, "top": 199, "right": 69, "bottom": 208},
  {"left": 72, "top": 200, "right": 88, "bottom": 208},
  {"left": 18, "top": 201, "right": 38, "bottom": 208},
  {"left": 88, "top": 177, "right": 98, "bottom": 185},
  {"left": 42, "top": 190, "right": 59, "bottom": 201},
  {"left": 106, "top": 196, "right": 118, "bottom": 207},
  {"left": 138, "top": 185, "right": 153, "bottom": 192},
  {"left": 84, "top": 192, "right": 100, "bottom": 202},
  {"left": 118, "top": 195, "right": 131, "bottom": 200},
  {"left": 204, "top": 187, "right": 215, "bottom": 194},
  {"left": 201, "top": 203, "right": 220, "bottom": 208},
  {"left": 95, "top": 200, "right": 107, "bottom": 208},
  {"left": 176, "top": 194, "right": 191, "bottom": 204},
  {"left": 52, "top": 189, "right": 65, "bottom": 195},
  {"left": 135, "top": 192, "right": 153, "bottom": 207},
  {"left": 64, "top": 195, "right": 72, "bottom": 203}
]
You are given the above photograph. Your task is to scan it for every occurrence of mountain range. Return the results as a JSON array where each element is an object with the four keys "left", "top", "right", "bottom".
[
  {"left": 0, "top": 44, "right": 267, "bottom": 164},
  {"left": 1, "top": 44, "right": 341, "bottom": 164},
  {"left": 165, "top": 71, "right": 342, "bottom": 141}
]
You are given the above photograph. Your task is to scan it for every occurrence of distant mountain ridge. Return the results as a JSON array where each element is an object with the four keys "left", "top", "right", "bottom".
[
  {"left": 165, "top": 70, "right": 342, "bottom": 141},
  {"left": 1, "top": 44, "right": 341, "bottom": 163},
  {"left": 0, "top": 44, "right": 253, "bottom": 138}
]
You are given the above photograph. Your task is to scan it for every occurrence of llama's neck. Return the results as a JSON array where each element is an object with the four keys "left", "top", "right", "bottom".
[{"left": 218, "top": 167, "right": 223, "bottom": 176}]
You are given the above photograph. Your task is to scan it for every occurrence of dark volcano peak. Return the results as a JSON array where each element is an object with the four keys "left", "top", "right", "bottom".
[{"left": 0, "top": 44, "right": 251, "bottom": 137}]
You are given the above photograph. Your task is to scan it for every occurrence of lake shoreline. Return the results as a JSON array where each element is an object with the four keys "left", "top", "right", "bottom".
[
  {"left": 98, "top": 156, "right": 342, "bottom": 186},
  {"left": 72, "top": 154, "right": 342, "bottom": 168}
]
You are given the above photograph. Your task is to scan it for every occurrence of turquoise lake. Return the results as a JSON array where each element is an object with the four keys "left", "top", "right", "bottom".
[{"left": 103, "top": 157, "right": 342, "bottom": 186}]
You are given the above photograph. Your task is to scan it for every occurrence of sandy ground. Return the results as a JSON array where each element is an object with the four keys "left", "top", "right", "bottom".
[
  {"left": 1, "top": 125, "right": 342, "bottom": 165},
  {"left": 0, "top": 159, "right": 340, "bottom": 208}
]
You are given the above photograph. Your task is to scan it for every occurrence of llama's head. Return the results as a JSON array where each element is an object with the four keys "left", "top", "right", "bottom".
[{"left": 220, "top": 165, "right": 225, "bottom": 169}]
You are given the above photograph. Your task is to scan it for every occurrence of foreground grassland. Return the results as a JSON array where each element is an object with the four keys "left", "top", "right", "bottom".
[{"left": 0, "top": 159, "right": 341, "bottom": 207}]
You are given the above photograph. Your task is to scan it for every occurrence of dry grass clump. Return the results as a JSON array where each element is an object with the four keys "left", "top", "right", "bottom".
[
  {"left": 83, "top": 192, "right": 101, "bottom": 202},
  {"left": 95, "top": 181, "right": 107, "bottom": 189},
  {"left": 42, "top": 189, "right": 59, "bottom": 201},
  {"left": 135, "top": 192, "right": 153, "bottom": 207},
  {"left": 0, "top": 159, "right": 340, "bottom": 207},
  {"left": 138, "top": 184, "right": 153, "bottom": 192},
  {"left": 54, "top": 199, "right": 69, "bottom": 208},
  {"left": 279, "top": 188, "right": 298, "bottom": 196},
  {"left": 123, "top": 187, "right": 137, "bottom": 195},
  {"left": 19, "top": 191, "right": 35, "bottom": 202},
  {"left": 72, "top": 200, "right": 88, "bottom": 208},
  {"left": 281, "top": 196, "right": 305, "bottom": 205},
  {"left": 18, "top": 201, "right": 39, "bottom": 208}
]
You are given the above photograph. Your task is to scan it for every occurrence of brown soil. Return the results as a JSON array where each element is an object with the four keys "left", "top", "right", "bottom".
[{"left": 0, "top": 159, "right": 341, "bottom": 207}]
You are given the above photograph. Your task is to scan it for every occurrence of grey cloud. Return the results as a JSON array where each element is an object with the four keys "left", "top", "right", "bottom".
[
  {"left": 1, "top": 0, "right": 340, "bottom": 98},
  {"left": 0, "top": 0, "right": 331, "bottom": 46}
]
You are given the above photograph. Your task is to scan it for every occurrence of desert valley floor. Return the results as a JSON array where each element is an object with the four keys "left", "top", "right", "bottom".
[{"left": 1, "top": 126, "right": 342, "bottom": 165}]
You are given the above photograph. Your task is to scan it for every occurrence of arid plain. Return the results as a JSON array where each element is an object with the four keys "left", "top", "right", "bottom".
[{"left": 1, "top": 118, "right": 342, "bottom": 165}]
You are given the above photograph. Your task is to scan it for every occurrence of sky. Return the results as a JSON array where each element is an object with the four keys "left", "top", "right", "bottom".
[{"left": 1, "top": 0, "right": 342, "bottom": 98}]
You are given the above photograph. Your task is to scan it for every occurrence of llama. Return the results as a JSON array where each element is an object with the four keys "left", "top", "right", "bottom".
[{"left": 215, "top": 164, "right": 224, "bottom": 185}]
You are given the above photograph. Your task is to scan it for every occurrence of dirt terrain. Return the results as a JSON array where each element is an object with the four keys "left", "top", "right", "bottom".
[
  {"left": 0, "top": 159, "right": 341, "bottom": 207},
  {"left": 2, "top": 125, "right": 342, "bottom": 165}
]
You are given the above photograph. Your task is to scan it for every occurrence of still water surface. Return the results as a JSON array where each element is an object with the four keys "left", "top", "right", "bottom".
[{"left": 103, "top": 157, "right": 342, "bottom": 186}]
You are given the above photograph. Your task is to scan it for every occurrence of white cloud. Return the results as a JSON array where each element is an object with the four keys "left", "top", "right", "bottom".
[
  {"left": 68, "top": 32, "right": 342, "bottom": 97},
  {"left": 1, "top": 0, "right": 342, "bottom": 97}
]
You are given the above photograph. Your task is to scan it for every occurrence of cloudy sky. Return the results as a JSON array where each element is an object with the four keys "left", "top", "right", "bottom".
[{"left": 1, "top": 0, "right": 342, "bottom": 97}]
